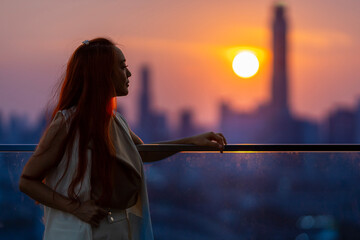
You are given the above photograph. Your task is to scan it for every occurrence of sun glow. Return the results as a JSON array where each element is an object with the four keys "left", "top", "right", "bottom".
[{"left": 232, "top": 51, "right": 260, "bottom": 78}]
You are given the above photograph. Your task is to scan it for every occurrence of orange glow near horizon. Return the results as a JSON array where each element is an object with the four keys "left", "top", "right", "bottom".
[{"left": 225, "top": 46, "right": 266, "bottom": 66}]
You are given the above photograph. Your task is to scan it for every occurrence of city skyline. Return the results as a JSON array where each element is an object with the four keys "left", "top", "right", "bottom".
[{"left": 0, "top": 0, "right": 359, "bottom": 128}]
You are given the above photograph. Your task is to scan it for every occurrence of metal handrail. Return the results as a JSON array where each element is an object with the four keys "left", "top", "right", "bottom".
[{"left": 1, "top": 144, "right": 360, "bottom": 152}]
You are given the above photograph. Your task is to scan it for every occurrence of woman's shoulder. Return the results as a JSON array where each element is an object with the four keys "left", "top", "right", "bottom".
[
  {"left": 52, "top": 107, "right": 76, "bottom": 130},
  {"left": 58, "top": 106, "right": 76, "bottom": 121},
  {"left": 35, "top": 110, "right": 68, "bottom": 156},
  {"left": 49, "top": 111, "right": 66, "bottom": 131}
]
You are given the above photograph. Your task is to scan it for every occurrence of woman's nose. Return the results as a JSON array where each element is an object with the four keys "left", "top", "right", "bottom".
[{"left": 126, "top": 69, "right": 132, "bottom": 78}]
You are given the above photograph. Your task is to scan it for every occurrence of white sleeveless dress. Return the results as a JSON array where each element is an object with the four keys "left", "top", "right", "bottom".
[{"left": 42, "top": 108, "right": 154, "bottom": 240}]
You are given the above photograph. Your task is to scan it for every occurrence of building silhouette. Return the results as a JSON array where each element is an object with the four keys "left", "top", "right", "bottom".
[
  {"left": 138, "top": 66, "right": 152, "bottom": 141},
  {"left": 356, "top": 101, "right": 360, "bottom": 143},
  {"left": 177, "top": 109, "right": 205, "bottom": 139},
  {"left": 136, "top": 66, "right": 170, "bottom": 142},
  {"left": 327, "top": 107, "right": 357, "bottom": 143},
  {"left": 0, "top": 3, "right": 359, "bottom": 144},
  {"left": 219, "top": 3, "right": 316, "bottom": 143},
  {"left": 271, "top": 3, "right": 289, "bottom": 114}
]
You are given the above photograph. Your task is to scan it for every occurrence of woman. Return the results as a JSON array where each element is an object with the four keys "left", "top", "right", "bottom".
[{"left": 19, "top": 38, "right": 227, "bottom": 240}]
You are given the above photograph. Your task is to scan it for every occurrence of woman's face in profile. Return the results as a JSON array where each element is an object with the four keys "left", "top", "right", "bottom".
[{"left": 113, "top": 47, "right": 132, "bottom": 97}]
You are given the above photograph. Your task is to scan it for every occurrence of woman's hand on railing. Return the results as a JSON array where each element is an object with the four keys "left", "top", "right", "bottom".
[
  {"left": 139, "top": 132, "right": 228, "bottom": 162},
  {"left": 187, "top": 132, "right": 227, "bottom": 152}
]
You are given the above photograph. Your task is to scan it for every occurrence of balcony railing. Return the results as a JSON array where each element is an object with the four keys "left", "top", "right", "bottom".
[
  {"left": 1, "top": 144, "right": 360, "bottom": 152},
  {"left": 1, "top": 144, "right": 360, "bottom": 240}
]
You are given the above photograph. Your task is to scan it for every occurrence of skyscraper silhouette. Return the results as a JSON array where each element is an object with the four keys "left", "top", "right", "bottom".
[
  {"left": 137, "top": 65, "right": 170, "bottom": 142},
  {"left": 271, "top": 3, "right": 289, "bottom": 115},
  {"left": 139, "top": 66, "right": 151, "bottom": 130},
  {"left": 138, "top": 66, "right": 152, "bottom": 142},
  {"left": 219, "top": 2, "right": 310, "bottom": 143}
]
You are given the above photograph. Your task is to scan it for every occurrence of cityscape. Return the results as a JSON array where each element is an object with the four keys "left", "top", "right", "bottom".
[
  {"left": 0, "top": 4, "right": 359, "bottom": 145},
  {"left": 1, "top": 2, "right": 360, "bottom": 240}
]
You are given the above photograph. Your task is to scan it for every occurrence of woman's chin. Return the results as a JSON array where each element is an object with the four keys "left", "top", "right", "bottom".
[{"left": 117, "top": 90, "right": 128, "bottom": 97}]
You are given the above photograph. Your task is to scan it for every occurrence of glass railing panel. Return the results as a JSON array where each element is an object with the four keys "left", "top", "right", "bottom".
[
  {"left": 1, "top": 149, "right": 360, "bottom": 240},
  {"left": 0, "top": 152, "right": 44, "bottom": 240},
  {"left": 145, "top": 152, "right": 360, "bottom": 240}
]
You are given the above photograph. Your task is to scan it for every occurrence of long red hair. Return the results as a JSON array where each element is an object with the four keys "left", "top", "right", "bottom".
[{"left": 52, "top": 38, "right": 118, "bottom": 204}]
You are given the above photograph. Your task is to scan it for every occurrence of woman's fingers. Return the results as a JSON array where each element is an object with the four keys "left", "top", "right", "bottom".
[
  {"left": 209, "top": 132, "right": 226, "bottom": 146},
  {"left": 94, "top": 207, "right": 108, "bottom": 222},
  {"left": 217, "top": 132, "right": 227, "bottom": 145},
  {"left": 72, "top": 200, "right": 108, "bottom": 227},
  {"left": 204, "top": 139, "right": 222, "bottom": 148},
  {"left": 89, "top": 208, "right": 107, "bottom": 228},
  {"left": 206, "top": 132, "right": 227, "bottom": 153},
  {"left": 191, "top": 132, "right": 227, "bottom": 152},
  {"left": 97, "top": 207, "right": 109, "bottom": 217}
]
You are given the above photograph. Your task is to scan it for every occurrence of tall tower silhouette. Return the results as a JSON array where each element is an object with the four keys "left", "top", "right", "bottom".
[
  {"left": 137, "top": 65, "right": 170, "bottom": 142},
  {"left": 271, "top": 3, "right": 289, "bottom": 114},
  {"left": 138, "top": 66, "right": 152, "bottom": 142},
  {"left": 140, "top": 66, "right": 151, "bottom": 126}
]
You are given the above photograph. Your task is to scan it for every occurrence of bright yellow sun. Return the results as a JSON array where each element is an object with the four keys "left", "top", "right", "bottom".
[{"left": 232, "top": 51, "right": 259, "bottom": 78}]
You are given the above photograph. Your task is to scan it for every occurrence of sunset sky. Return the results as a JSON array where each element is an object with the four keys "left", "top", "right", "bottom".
[{"left": 0, "top": 0, "right": 359, "bottom": 129}]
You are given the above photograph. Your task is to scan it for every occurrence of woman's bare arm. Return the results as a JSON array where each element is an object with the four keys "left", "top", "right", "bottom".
[
  {"left": 19, "top": 112, "right": 72, "bottom": 209},
  {"left": 19, "top": 112, "right": 107, "bottom": 227},
  {"left": 156, "top": 132, "right": 227, "bottom": 148},
  {"left": 130, "top": 130, "right": 227, "bottom": 162}
]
